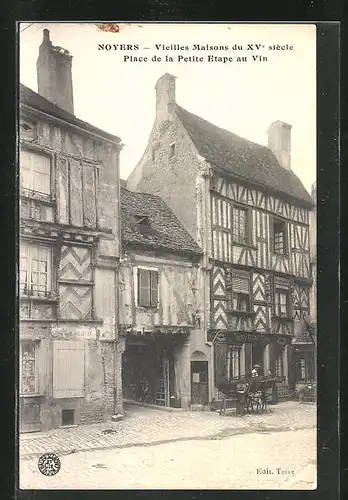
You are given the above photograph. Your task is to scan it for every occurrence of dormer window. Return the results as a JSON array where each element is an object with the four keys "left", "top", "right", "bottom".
[
  {"left": 20, "top": 119, "right": 37, "bottom": 141},
  {"left": 169, "top": 142, "right": 176, "bottom": 158},
  {"left": 21, "top": 123, "right": 32, "bottom": 131},
  {"left": 136, "top": 215, "right": 151, "bottom": 234}
]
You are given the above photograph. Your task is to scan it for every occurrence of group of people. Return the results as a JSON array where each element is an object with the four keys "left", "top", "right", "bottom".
[{"left": 251, "top": 364, "right": 274, "bottom": 378}]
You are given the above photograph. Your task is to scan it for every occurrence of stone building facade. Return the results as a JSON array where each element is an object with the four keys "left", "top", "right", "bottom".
[
  {"left": 127, "top": 73, "right": 315, "bottom": 400},
  {"left": 119, "top": 187, "right": 209, "bottom": 409},
  {"left": 19, "top": 30, "right": 123, "bottom": 432}
]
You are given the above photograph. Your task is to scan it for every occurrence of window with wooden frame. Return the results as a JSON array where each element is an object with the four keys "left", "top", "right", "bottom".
[
  {"left": 227, "top": 270, "right": 251, "bottom": 312},
  {"left": 295, "top": 352, "right": 315, "bottom": 382},
  {"left": 138, "top": 268, "right": 159, "bottom": 308},
  {"left": 232, "top": 205, "right": 248, "bottom": 245},
  {"left": 275, "top": 350, "right": 284, "bottom": 378},
  {"left": 274, "top": 277, "right": 290, "bottom": 317},
  {"left": 20, "top": 149, "right": 51, "bottom": 200},
  {"left": 227, "top": 345, "right": 242, "bottom": 380},
  {"left": 20, "top": 341, "right": 38, "bottom": 395},
  {"left": 272, "top": 218, "right": 287, "bottom": 255},
  {"left": 169, "top": 142, "right": 176, "bottom": 158},
  {"left": 20, "top": 242, "right": 52, "bottom": 297}
]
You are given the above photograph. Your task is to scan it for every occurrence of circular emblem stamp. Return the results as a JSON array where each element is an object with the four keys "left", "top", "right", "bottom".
[{"left": 38, "top": 453, "right": 61, "bottom": 476}]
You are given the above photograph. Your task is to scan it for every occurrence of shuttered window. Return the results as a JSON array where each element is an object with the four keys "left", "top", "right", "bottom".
[
  {"left": 227, "top": 271, "right": 251, "bottom": 311},
  {"left": 53, "top": 341, "right": 85, "bottom": 398},
  {"left": 138, "top": 269, "right": 158, "bottom": 308}
]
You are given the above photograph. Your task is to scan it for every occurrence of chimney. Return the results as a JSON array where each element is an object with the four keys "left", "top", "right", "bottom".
[
  {"left": 155, "top": 73, "right": 176, "bottom": 120},
  {"left": 37, "top": 29, "right": 74, "bottom": 114},
  {"left": 267, "top": 121, "right": 292, "bottom": 170}
]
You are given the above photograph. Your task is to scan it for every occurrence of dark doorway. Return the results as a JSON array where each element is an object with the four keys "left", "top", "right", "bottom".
[
  {"left": 62, "top": 409, "right": 75, "bottom": 426},
  {"left": 252, "top": 344, "right": 264, "bottom": 375},
  {"left": 191, "top": 361, "right": 209, "bottom": 405}
]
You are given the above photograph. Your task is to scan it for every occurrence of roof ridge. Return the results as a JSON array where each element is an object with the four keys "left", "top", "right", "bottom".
[
  {"left": 20, "top": 83, "right": 120, "bottom": 143},
  {"left": 175, "top": 104, "right": 271, "bottom": 153},
  {"left": 175, "top": 103, "right": 313, "bottom": 206},
  {"left": 120, "top": 188, "right": 203, "bottom": 254}
]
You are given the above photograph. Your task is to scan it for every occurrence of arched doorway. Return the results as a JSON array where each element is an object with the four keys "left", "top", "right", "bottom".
[{"left": 190, "top": 351, "right": 209, "bottom": 405}]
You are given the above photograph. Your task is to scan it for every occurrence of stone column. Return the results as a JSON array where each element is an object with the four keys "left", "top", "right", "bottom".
[
  {"left": 263, "top": 344, "right": 271, "bottom": 374},
  {"left": 283, "top": 345, "right": 289, "bottom": 384},
  {"left": 240, "top": 344, "right": 246, "bottom": 376}
]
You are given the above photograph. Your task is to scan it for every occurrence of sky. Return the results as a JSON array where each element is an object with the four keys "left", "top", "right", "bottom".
[{"left": 19, "top": 22, "right": 316, "bottom": 192}]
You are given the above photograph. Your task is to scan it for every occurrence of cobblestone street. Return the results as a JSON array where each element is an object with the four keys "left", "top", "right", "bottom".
[{"left": 19, "top": 401, "right": 316, "bottom": 490}]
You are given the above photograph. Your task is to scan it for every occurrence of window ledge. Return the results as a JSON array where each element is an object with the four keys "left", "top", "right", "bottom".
[
  {"left": 227, "top": 310, "right": 255, "bottom": 316},
  {"left": 20, "top": 294, "right": 58, "bottom": 303},
  {"left": 57, "top": 318, "right": 104, "bottom": 324},
  {"left": 272, "top": 252, "right": 289, "bottom": 258},
  {"left": 19, "top": 393, "right": 43, "bottom": 398},
  {"left": 57, "top": 280, "right": 94, "bottom": 286},
  {"left": 136, "top": 306, "right": 159, "bottom": 311}
]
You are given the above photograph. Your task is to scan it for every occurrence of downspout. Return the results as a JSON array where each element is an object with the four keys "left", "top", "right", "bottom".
[{"left": 113, "top": 143, "right": 124, "bottom": 417}]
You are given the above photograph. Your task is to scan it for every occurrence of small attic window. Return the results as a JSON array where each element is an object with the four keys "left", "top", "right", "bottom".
[
  {"left": 21, "top": 123, "right": 32, "bottom": 131},
  {"left": 136, "top": 215, "right": 151, "bottom": 234},
  {"left": 169, "top": 142, "right": 176, "bottom": 158},
  {"left": 20, "top": 119, "right": 37, "bottom": 140}
]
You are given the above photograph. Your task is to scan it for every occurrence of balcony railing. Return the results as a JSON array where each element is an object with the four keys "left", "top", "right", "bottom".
[
  {"left": 20, "top": 187, "right": 52, "bottom": 203},
  {"left": 20, "top": 285, "right": 56, "bottom": 300}
]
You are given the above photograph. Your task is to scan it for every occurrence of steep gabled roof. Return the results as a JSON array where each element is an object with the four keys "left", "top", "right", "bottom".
[
  {"left": 176, "top": 105, "right": 313, "bottom": 206},
  {"left": 121, "top": 187, "right": 202, "bottom": 255},
  {"left": 20, "top": 84, "right": 120, "bottom": 143}
]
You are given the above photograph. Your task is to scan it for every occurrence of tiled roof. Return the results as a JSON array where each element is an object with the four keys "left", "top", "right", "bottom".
[
  {"left": 176, "top": 105, "right": 313, "bottom": 206},
  {"left": 121, "top": 187, "right": 202, "bottom": 255},
  {"left": 20, "top": 84, "right": 120, "bottom": 143}
]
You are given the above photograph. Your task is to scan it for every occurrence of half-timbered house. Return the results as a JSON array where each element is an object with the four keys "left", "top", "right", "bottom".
[
  {"left": 119, "top": 187, "right": 208, "bottom": 409},
  {"left": 127, "top": 73, "right": 315, "bottom": 400},
  {"left": 292, "top": 182, "right": 317, "bottom": 389},
  {"left": 19, "top": 30, "right": 123, "bottom": 432}
]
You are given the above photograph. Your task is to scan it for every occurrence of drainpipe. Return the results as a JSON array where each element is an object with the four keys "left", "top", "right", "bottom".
[
  {"left": 113, "top": 262, "right": 120, "bottom": 416},
  {"left": 112, "top": 144, "right": 123, "bottom": 418}
]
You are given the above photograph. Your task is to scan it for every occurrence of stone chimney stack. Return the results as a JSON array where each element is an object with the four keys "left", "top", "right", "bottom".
[
  {"left": 155, "top": 73, "right": 176, "bottom": 121},
  {"left": 37, "top": 29, "right": 74, "bottom": 114},
  {"left": 267, "top": 121, "right": 292, "bottom": 170}
]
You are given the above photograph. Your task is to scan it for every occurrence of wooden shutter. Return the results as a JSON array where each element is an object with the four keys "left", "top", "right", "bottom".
[
  {"left": 150, "top": 271, "right": 158, "bottom": 307},
  {"left": 274, "top": 277, "right": 290, "bottom": 290},
  {"left": 138, "top": 269, "right": 150, "bottom": 306},
  {"left": 214, "top": 342, "right": 228, "bottom": 386},
  {"left": 232, "top": 275, "right": 249, "bottom": 294},
  {"left": 53, "top": 341, "right": 85, "bottom": 398}
]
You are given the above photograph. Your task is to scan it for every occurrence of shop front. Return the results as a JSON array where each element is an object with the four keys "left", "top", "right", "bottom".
[
  {"left": 122, "top": 330, "right": 189, "bottom": 408},
  {"left": 210, "top": 330, "right": 293, "bottom": 400}
]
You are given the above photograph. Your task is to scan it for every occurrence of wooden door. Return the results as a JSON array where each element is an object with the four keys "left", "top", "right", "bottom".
[{"left": 191, "top": 361, "right": 209, "bottom": 405}]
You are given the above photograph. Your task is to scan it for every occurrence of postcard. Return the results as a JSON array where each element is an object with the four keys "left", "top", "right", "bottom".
[{"left": 18, "top": 22, "right": 318, "bottom": 490}]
